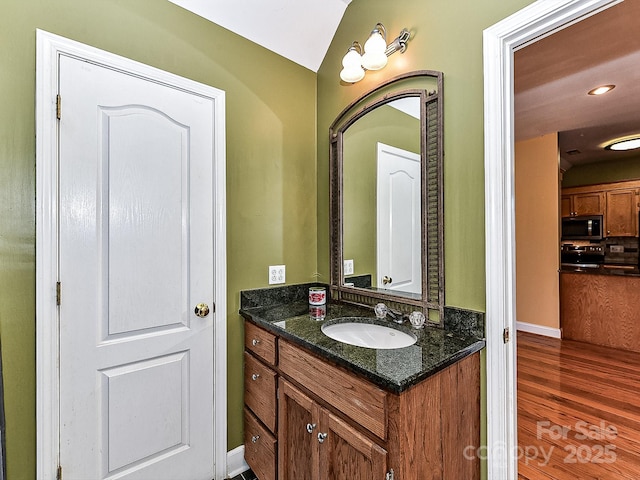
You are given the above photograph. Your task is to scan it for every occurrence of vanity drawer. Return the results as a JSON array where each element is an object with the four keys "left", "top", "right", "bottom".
[
  {"left": 244, "top": 352, "right": 277, "bottom": 432},
  {"left": 245, "top": 321, "right": 277, "bottom": 366},
  {"left": 244, "top": 408, "right": 277, "bottom": 480},
  {"left": 279, "top": 340, "right": 388, "bottom": 439}
]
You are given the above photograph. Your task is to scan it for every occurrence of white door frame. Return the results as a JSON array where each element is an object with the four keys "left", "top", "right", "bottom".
[
  {"left": 483, "top": 0, "right": 621, "bottom": 477},
  {"left": 35, "top": 30, "right": 227, "bottom": 480}
]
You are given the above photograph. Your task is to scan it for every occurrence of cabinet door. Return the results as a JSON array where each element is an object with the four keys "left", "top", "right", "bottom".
[
  {"left": 278, "top": 379, "right": 317, "bottom": 480},
  {"left": 606, "top": 189, "right": 638, "bottom": 237},
  {"left": 573, "top": 191, "right": 604, "bottom": 215},
  {"left": 561, "top": 195, "right": 572, "bottom": 217},
  {"left": 318, "top": 409, "right": 387, "bottom": 480}
]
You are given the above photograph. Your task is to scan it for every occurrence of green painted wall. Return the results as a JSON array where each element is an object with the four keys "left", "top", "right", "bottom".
[
  {"left": 563, "top": 155, "right": 640, "bottom": 187},
  {"left": 343, "top": 105, "right": 420, "bottom": 284},
  {"left": 0, "top": 1, "right": 316, "bottom": 477}
]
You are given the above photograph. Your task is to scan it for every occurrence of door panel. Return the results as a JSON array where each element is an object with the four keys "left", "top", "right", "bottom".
[
  {"left": 58, "top": 54, "right": 215, "bottom": 479},
  {"left": 103, "top": 107, "right": 189, "bottom": 336},
  {"left": 320, "top": 409, "right": 387, "bottom": 480},
  {"left": 376, "top": 142, "right": 422, "bottom": 295},
  {"left": 278, "top": 380, "right": 316, "bottom": 480}
]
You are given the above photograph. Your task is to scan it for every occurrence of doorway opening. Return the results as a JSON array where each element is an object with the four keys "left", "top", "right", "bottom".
[{"left": 483, "top": 0, "right": 622, "bottom": 477}]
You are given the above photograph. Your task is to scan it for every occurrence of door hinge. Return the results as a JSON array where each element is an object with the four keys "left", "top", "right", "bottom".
[
  {"left": 56, "top": 94, "right": 61, "bottom": 120},
  {"left": 56, "top": 282, "right": 61, "bottom": 306},
  {"left": 503, "top": 327, "right": 510, "bottom": 343},
  {"left": 386, "top": 469, "right": 394, "bottom": 480},
  {"left": 56, "top": 465, "right": 62, "bottom": 480}
]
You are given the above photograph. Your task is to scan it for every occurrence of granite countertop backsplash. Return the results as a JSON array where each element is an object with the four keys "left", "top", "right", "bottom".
[{"left": 239, "top": 283, "right": 486, "bottom": 394}]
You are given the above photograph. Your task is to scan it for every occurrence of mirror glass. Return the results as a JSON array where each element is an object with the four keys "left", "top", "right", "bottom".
[
  {"left": 329, "top": 71, "right": 444, "bottom": 321},
  {"left": 342, "top": 98, "right": 422, "bottom": 297}
]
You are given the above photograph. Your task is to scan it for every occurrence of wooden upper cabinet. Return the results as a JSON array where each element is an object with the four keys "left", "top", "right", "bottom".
[
  {"left": 562, "top": 192, "right": 604, "bottom": 217},
  {"left": 574, "top": 192, "right": 605, "bottom": 216},
  {"left": 562, "top": 181, "right": 640, "bottom": 237},
  {"left": 561, "top": 195, "right": 572, "bottom": 218},
  {"left": 606, "top": 189, "right": 638, "bottom": 237}
]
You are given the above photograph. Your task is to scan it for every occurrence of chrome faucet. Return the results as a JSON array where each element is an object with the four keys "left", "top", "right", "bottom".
[{"left": 374, "top": 303, "right": 406, "bottom": 324}]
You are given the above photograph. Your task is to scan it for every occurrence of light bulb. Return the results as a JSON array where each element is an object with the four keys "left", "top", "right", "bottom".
[
  {"left": 340, "top": 66, "right": 365, "bottom": 83},
  {"left": 342, "top": 48, "right": 362, "bottom": 69},
  {"left": 340, "top": 46, "right": 364, "bottom": 83},
  {"left": 362, "top": 30, "right": 387, "bottom": 70}
]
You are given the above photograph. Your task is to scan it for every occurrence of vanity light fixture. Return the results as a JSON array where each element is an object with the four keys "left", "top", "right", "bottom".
[
  {"left": 588, "top": 84, "right": 615, "bottom": 95},
  {"left": 340, "top": 23, "right": 411, "bottom": 84},
  {"left": 605, "top": 136, "right": 640, "bottom": 151}
]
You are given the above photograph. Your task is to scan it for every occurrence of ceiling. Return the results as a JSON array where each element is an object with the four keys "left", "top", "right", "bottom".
[
  {"left": 167, "top": 1, "right": 638, "bottom": 169},
  {"left": 514, "top": 0, "right": 640, "bottom": 168},
  {"left": 167, "top": 0, "right": 351, "bottom": 72}
]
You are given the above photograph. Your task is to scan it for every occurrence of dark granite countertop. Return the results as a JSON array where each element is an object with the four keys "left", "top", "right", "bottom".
[
  {"left": 561, "top": 264, "right": 640, "bottom": 277},
  {"left": 239, "top": 284, "right": 485, "bottom": 394}
]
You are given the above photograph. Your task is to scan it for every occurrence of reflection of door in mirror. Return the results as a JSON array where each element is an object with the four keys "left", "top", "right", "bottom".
[
  {"left": 342, "top": 99, "right": 421, "bottom": 297},
  {"left": 376, "top": 143, "right": 421, "bottom": 294}
]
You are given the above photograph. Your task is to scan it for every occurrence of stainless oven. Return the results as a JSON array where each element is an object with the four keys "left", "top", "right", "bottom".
[{"left": 561, "top": 244, "right": 604, "bottom": 269}]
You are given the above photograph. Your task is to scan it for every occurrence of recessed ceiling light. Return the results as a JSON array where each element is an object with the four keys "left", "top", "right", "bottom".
[
  {"left": 605, "top": 137, "right": 640, "bottom": 151},
  {"left": 588, "top": 84, "right": 615, "bottom": 95}
]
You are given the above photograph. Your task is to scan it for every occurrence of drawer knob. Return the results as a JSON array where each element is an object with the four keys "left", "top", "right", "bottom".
[
  {"left": 251, "top": 338, "right": 261, "bottom": 346},
  {"left": 251, "top": 435, "right": 260, "bottom": 443},
  {"left": 251, "top": 373, "right": 260, "bottom": 381},
  {"left": 317, "top": 432, "right": 328, "bottom": 444},
  {"left": 306, "top": 423, "right": 317, "bottom": 434}
]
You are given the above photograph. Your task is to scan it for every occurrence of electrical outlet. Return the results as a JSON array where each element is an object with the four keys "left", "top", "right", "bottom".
[
  {"left": 269, "top": 265, "right": 286, "bottom": 285},
  {"left": 344, "top": 259, "right": 354, "bottom": 276}
]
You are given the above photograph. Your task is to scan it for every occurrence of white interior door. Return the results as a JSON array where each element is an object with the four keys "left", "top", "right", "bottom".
[
  {"left": 376, "top": 142, "right": 422, "bottom": 295},
  {"left": 57, "top": 53, "right": 217, "bottom": 480}
]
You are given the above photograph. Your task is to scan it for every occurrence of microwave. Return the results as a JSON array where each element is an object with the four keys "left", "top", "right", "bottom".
[{"left": 561, "top": 215, "right": 603, "bottom": 240}]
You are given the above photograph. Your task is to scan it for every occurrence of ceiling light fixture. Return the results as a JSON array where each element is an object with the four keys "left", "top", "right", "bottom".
[
  {"left": 587, "top": 84, "right": 615, "bottom": 95},
  {"left": 605, "top": 137, "right": 640, "bottom": 151},
  {"left": 340, "top": 23, "right": 411, "bottom": 84}
]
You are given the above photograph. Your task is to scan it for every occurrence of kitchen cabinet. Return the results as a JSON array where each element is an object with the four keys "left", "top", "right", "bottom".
[
  {"left": 561, "top": 191, "right": 605, "bottom": 217},
  {"left": 605, "top": 188, "right": 638, "bottom": 237},
  {"left": 561, "top": 271, "right": 640, "bottom": 353},
  {"left": 562, "top": 180, "right": 640, "bottom": 237},
  {"left": 244, "top": 320, "right": 480, "bottom": 480}
]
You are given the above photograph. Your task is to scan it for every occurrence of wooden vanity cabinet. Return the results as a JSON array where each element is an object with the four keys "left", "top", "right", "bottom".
[
  {"left": 244, "top": 321, "right": 480, "bottom": 480},
  {"left": 278, "top": 380, "right": 387, "bottom": 480},
  {"left": 244, "top": 323, "right": 279, "bottom": 480}
]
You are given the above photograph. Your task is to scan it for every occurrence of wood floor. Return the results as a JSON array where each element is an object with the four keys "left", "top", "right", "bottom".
[{"left": 517, "top": 332, "right": 640, "bottom": 479}]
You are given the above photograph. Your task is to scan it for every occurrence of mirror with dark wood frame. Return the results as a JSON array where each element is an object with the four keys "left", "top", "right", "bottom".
[{"left": 329, "top": 71, "right": 444, "bottom": 323}]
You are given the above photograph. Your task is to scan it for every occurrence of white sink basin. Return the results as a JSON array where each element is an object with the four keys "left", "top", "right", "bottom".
[{"left": 321, "top": 321, "right": 417, "bottom": 349}]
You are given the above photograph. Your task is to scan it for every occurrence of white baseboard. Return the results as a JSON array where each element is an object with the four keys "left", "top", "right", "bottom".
[
  {"left": 226, "top": 445, "right": 249, "bottom": 478},
  {"left": 516, "top": 321, "right": 561, "bottom": 339}
]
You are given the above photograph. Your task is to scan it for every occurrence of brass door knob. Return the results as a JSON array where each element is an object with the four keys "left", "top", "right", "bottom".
[{"left": 194, "top": 303, "right": 210, "bottom": 318}]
